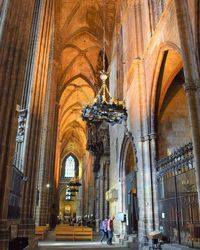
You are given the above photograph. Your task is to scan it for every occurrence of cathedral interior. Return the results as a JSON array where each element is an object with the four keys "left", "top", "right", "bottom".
[{"left": 0, "top": 0, "right": 200, "bottom": 249}]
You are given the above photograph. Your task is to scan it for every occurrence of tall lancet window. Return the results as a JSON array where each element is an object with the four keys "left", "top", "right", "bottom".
[{"left": 65, "top": 156, "right": 75, "bottom": 177}]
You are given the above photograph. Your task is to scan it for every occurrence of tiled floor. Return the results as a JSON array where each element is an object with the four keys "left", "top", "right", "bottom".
[
  {"left": 34, "top": 230, "right": 138, "bottom": 250},
  {"left": 34, "top": 231, "right": 199, "bottom": 250},
  {"left": 36, "top": 241, "right": 136, "bottom": 249}
]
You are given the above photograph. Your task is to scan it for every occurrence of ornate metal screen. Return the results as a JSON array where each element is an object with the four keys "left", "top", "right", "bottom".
[
  {"left": 8, "top": 166, "right": 23, "bottom": 218},
  {"left": 156, "top": 142, "right": 200, "bottom": 246}
]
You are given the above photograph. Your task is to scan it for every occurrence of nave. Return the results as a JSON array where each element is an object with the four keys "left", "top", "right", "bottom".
[{"left": 0, "top": 0, "right": 200, "bottom": 250}]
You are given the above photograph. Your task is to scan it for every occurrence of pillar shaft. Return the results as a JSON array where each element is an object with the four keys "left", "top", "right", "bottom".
[
  {"left": 95, "top": 176, "right": 100, "bottom": 232},
  {"left": 15, "top": 1, "right": 54, "bottom": 247},
  {"left": 148, "top": 133, "right": 159, "bottom": 231},
  {"left": 174, "top": 0, "right": 200, "bottom": 204},
  {"left": 21, "top": 0, "right": 54, "bottom": 220},
  {"left": 104, "top": 161, "right": 109, "bottom": 217},
  {"left": 99, "top": 174, "right": 104, "bottom": 219},
  {"left": 0, "top": 0, "right": 35, "bottom": 220},
  {"left": 0, "top": 1, "right": 35, "bottom": 249}
]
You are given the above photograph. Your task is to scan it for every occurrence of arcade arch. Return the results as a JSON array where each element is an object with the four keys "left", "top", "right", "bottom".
[{"left": 120, "top": 136, "right": 138, "bottom": 235}]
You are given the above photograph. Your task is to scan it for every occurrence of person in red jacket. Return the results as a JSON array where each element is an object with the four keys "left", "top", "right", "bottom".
[{"left": 107, "top": 216, "right": 115, "bottom": 245}]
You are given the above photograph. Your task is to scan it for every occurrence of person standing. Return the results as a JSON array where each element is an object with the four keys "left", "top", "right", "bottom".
[
  {"left": 107, "top": 216, "right": 115, "bottom": 245},
  {"left": 100, "top": 217, "right": 108, "bottom": 243}
]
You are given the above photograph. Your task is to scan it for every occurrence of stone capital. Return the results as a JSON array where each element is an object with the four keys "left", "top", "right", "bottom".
[
  {"left": 196, "top": 80, "right": 200, "bottom": 89},
  {"left": 183, "top": 80, "right": 200, "bottom": 92},
  {"left": 148, "top": 133, "right": 157, "bottom": 140},
  {"left": 140, "top": 133, "right": 157, "bottom": 142},
  {"left": 139, "top": 136, "right": 145, "bottom": 142}
]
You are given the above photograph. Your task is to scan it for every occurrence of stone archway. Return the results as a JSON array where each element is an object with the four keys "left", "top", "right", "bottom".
[
  {"left": 119, "top": 135, "right": 138, "bottom": 235},
  {"left": 59, "top": 153, "right": 80, "bottom": 223},
  {"left": 154, "top": 51, "right": 199, "bottom": 245}
]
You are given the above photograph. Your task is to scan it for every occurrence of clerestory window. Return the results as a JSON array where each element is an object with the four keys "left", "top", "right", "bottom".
[{"left": 65, "top": 156, "right": 75, "bottom": 178}]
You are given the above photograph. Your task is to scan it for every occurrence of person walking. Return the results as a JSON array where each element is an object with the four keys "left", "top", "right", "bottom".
[
  {"left": 100, "top": 217, "right": 108, "bottom": 243},
  {"left": 107, "top": 216, "right": 115, "bottom": 245}
]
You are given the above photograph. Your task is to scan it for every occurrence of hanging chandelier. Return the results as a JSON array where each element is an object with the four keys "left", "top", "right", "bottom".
[
  {"left": 67, "top": 177, "right": 81, "bottom": 186},
  {"left": 81, "top": 1, "right": 127, "bottom": 126},
  {"left": 82, "top": 71, "right": 127, "bottom": 125},
  {"left": 65, "top": 194, "right": 75, "bottom": 201},
  {"left": 65, "top": 197, "right": 74, "bottom": 201},
  {"left": 68, "top": 193, "right": 76, "bottom": 197},
  {"left": 69, "top": 188, "right": 79, "bottom": 192},
  {"left": 66, "top": 190, "right": 76, "bottom": 197}
]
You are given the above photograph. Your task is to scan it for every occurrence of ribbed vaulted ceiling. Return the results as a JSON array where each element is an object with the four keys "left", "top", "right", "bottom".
[{"left": 56, "top": 0, "right": 118, "bottom": 161}]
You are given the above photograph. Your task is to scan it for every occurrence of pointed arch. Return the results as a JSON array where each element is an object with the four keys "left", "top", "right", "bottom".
[
  {"left": 64, "top": 28, "right": 102, "bottom": 48},
  {"left": 119, "top": 133, "right": 138, "bottom": 181},
  {"left": 61, "top": 153, "right": 79, "bottom": 178},
  {"left": 59, "top": 52, "right": 96, "bottom": 85},
  {"left": 149, "top": 42, "right": 182, "bottom": 133},
  {"left": 58, "top": 73, "right": 95, "bottom": 99}
]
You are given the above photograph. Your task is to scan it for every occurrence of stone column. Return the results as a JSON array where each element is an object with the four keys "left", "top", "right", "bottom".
[
  {"left": 136, "top": 138, "right": 148, "bottom": 247},
  {"left": 137, "top": 133, "right": 159, "bottom": 237},
  {"left": 35, "top": 43, "right": 58, "bottom": 227},
  {"left": 99, "top": 171, "right": 104, "bottom": 220},
  {"left": 174, "top": 0, "right": 200, "bottom": 204},
  {"left": 0, "top": 0, "right": 9, "bottom": 37},
  {"left": 137, "top": 136, "right": 158, "bottom": 246},
  {"left": 99, "top": 157, "right": 109, "bottom": 220},
  {"left": 135, "top": 55, "right": 156, "bottom": 246},
  {"left": 148, "top": 133, "right": 159, "bottom": 231},
  {"left": 143, "top": 134, "right": 157, "bottom": 233},
  {"left": 19, "top": 0, "right": 54, "bottom": 246},
  {"left": 95, "top": 175, "right": 100, "bottom": 232},
  {"left": 0, "top": 0, "right": 36, "bottom": 249},
  {"left": 76, "top": 183, "right": 83, "bottom": 218},
  {"left": 104, "top": 160, "right": 109, "bottom": 217},
  {"left": 81, "top": 156, "right": 86, "bottom": 217}
]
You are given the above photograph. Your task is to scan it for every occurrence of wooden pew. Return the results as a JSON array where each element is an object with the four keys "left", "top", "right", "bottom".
[
  {"left": 55, "top": 230, "right": 74, "bottom": 240},
  {"left": 35, "top": 226, "right": 48, "bottom": 240},
  {"left": 55, "top": 225, "right": 93, "bottom": 241},
  {"left": 55, "top": 225, "right": 74, "bottom": 240},
  {"left": 74, "top": 227, "right": 93, "bottom": 240},
  {"left": 187, "top": 223, "right": 200, "bottom": 247}
]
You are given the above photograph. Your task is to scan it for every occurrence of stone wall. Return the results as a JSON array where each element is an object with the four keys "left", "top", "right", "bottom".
[
  {"left": 159, "top": 86, "right": 191, "bottom": 158},
  {"left": 108, "top": 0, "right": 199, "bottom": 246}
]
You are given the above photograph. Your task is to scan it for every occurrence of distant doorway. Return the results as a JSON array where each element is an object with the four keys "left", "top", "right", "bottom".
[{"left": 128, "top": 192, "right": 138, "bottom": 233}]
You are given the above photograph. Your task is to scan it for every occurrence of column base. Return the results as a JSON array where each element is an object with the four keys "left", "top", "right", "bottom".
[
  {"left": 0, "top": 219, "right": 9, "bottom": 250},
  {"left": 18, "top": 218, "right": 37, "bottom": 248},
  {"left": 95, "top": 219, "right": 100, "bottom": 232}
]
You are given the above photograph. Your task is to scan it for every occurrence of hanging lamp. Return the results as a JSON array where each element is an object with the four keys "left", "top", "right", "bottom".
[
  {"left": 67, "top": 177, "right": 81, "bottom": 186},
  {"left": 82, "top": 1, "right": 127, "bottom": 125}
]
